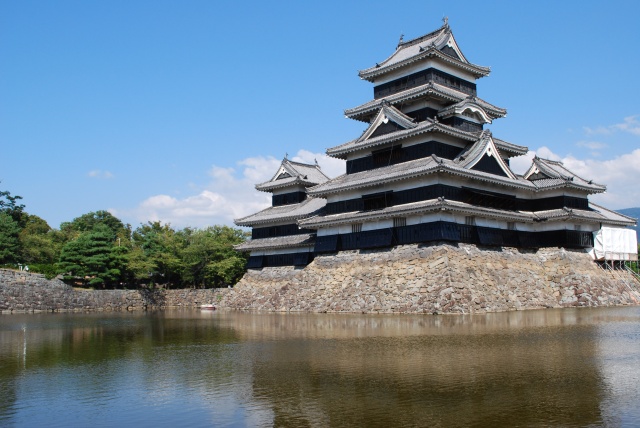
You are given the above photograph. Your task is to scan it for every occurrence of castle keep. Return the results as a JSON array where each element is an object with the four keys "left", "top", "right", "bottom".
[{"left": 235, "top": 21, "right": 637, "bottom": 270}]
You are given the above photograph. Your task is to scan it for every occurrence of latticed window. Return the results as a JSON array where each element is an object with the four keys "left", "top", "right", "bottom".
[
  {"left": 507, "top": 222, "right": 516, "bottom": 230},
  {"left": 393, "top": 217, "right": 407, "bottom": 227},
  {"left": 465, "top": 216, "right": 476, "bottom": 226},
  {"left": 352, "top": 223, "right": 363, "bottom": 233}
]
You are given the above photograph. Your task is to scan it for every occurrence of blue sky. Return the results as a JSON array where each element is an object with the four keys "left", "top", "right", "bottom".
[{"left": 2, "top": 0, "right": 639, "bottom": 229}]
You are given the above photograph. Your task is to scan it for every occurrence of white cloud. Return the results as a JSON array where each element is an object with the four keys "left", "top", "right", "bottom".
[
  {"left": 612, "top": 115, "right": 640, "bottom": 136},
  {"left": 87, "top": 170, "right": 114, "bottom": 179},
  {"left": 584, "top": 115, "right": 640, "bottom": 137},
  {"left": 121, "top": 150, "right": 345, "bottom": 229},
  {"left": 576, "top": 141, "right": 608, "bottom": 150},
  {"left": 509, "top": 151, "right": 536, "bottom": 176},
  {"left": 583, "top": 125, "right": 612, "bottom": 136},
  {"left": 511, "top": 147, "right": 640, "bottom": 210}
]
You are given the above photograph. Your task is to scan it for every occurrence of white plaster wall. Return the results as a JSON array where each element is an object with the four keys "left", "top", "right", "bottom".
[
  {"left": 362, "top": 219, "right": 394, "bottom": 231},
  {"left": 272, "top": 185, "right": 307, "bottom": 195}
]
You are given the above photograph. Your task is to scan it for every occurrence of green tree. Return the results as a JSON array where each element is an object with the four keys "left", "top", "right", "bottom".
[
  {"left": 0, "top": 211, "right": 21, "bottom": 264},
  {"left": 57, "top": 224, "right": 128, "bottom": 287},
  {"left": 129, "top": 221, "right": 185, "bottom": 287},
  {"left": 179, "top": 226, "right": 248, "bottom": 288},
  {"left": 61, "top": 210, "right": 130, "bottom": 243},
  {"left": 19, "top": 214, "right": 62, "bottom": 264},
  {"left": 0, "top": 187, "right": 26, "bottom": 225}
]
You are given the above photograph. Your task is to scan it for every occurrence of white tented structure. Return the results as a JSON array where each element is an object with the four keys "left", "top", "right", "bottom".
[{"left": 591, "top": 227, "right": 638, "bottom": 261}]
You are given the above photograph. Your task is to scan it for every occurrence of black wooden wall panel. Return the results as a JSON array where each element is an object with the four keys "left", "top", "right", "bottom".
[
  {"left": 315, "top": 235, "right": 340, "bottom": 253},
  {"left": 324, "top": 184, "right": 590, "bottom": 216},
  {"left": 252, "top": 224, "right": 314, "bottom": 239},
  {"left": 373, "top": 68, "right": 477, "bottom": 99},
  {"left": 272, "top": 192, "right": 307, "bottom": 207}
]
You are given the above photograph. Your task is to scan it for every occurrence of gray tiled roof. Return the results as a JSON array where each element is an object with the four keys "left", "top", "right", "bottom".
[
  {"left": 234, "top": 197, "right": 326, "bottom": 227},
  {"left": 454, "top": 131, "right": 517, "bottom": 179},
  {"left": 308, "top": 153, "right": 533, "bottom": 197},
  {"left": 492, "top": 138, "right": 528, "bottom": 157},
  {"left": 589, "top": 203, "right": 637, "bottom": 226},
  {"left": 358, "top": 25, "right": 490, "bottom": 81},
  {"left": 524, "top": 157, "right": 606, "bottom": 193},
  {"left": 344, "top": 82, "right": 506, "bottom": 121},
  {"left": 299, "top": 198, "right": 533, "bottom": 229},
  {"left": 234, "top": 233, "right": 316, "bottom": 251},
  {"left": 255, "top": 158, "right": 330, "bottom": 192},
  {"left": 327, "top": 118, "right": 478, "bottom": 158},
  {"left": 379, "top": 103, "right": 417, "bottom": 129},
  {"left": 437, "top": 98, "right": 497, "bottom": 123},
  {"left": 299, "top": 198, "right": 635, "bottom": 229},
  {"left": 532, "top": 205, "right": 636, "bottom": 226},
  {"left": 351, "top": 104, "right": 417, "bottom": 146},
  {"left": 311, "top": 145, "right": 606, "bottom": 198}
]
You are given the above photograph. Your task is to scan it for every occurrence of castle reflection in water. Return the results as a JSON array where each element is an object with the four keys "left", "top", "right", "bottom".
[{"left": 1, "top": 308, "right": 639, "bottom": 427}]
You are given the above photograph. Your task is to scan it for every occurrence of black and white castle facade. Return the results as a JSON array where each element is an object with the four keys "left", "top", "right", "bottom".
[{"left": 235, "top": 21, "right": 637, "bottom": 269}]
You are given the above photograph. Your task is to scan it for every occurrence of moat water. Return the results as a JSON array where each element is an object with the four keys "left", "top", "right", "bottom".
[{"left": 1, "top": 307, "right": 639, "bottom": 427}]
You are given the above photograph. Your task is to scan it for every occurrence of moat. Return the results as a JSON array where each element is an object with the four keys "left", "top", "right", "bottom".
[{"left": 1, "top": 307, "right": 639, "bottom": 427}]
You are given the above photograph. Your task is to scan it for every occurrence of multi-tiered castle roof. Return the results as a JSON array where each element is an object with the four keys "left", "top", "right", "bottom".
[
  {"left": 234, "top": 158, "right": 329, "bottom": 268},
  {"left": 235, "top": 20, "right": 636, "bottom": 268}
]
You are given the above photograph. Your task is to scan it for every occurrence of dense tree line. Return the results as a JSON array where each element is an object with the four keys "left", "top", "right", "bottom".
[{"left": 0, "top": 187, "right": 249, "bottom": 288}]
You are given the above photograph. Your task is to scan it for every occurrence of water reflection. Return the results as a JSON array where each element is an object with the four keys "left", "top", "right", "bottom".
[
  {"left": 222, "top": 311, "right": 607, "bottom": 427},
  {"left": 0, "top": 308, "right": 639, "bottom": 427}
]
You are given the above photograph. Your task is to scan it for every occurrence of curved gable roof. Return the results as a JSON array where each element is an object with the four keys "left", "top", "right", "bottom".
[
  {"left": 523, "top": 157, "right": 606, "bottom": 193},
  {"left": 454, "top": 131, "right": 517, "bottom": 179},
  {"left": 358, "top": 24, "right": 490, "bottom": 82},
  {"left": 344, "top": 82, "right": 507, "bottom": 123},
  {"left": 256, "top": 158, "right": 330, "bottom": 192},
  {"left": 438, "top": 98, "right": 497, "bottom": 124}
]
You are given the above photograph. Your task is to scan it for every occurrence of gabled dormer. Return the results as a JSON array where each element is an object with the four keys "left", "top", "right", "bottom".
[
  {"left": 524, "top": 157, "right": 606, "bottom": 194},
  {"left": 524, "top": 157, "right": 571, "bottom": 181},
  {"left": 436, "top": 97, "right": 498, "bottom": 133},
  {"left": 437, "top": 97, "right": 500, "bottom": 124},
  {"left": 357, "top": 103, "right": 417, "bottom": 143},
  {"left": 455, "top": 131, "right": 517, "bottom": 179},
  {"left": 255, "top": 158, "right": 330, "bottom": 207}
]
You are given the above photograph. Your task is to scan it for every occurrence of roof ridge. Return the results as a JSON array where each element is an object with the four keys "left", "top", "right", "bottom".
[
  {"left": 344, "top": 82, "right": 507, "bottom": 120},
  {"left": 329, "top": 115, "right": 495, "bottom": 158},
  {"left": 284, "top": 158, "right": 319, "bottom": 168},
  {"left": 534, "top": 156, "right": 602, "bottom": 186},
  {"left": 381, "top": 103, "right": 417, "bottom": 127},
  {"left": 396, "top": 25, "right": 448, "bottom": 49},
  {"left": 534, "top": 156, "right": 564, "bottom": 166}
]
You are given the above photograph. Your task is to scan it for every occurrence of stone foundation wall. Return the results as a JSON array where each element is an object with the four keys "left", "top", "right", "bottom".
[
  {"left": 220, "top": 243, "right": 640, "bottom": 314},
  {"left": 0, "top": 269, "right": 225, "bottom": 313},
  {"left": 3, "top": 244, "right": 639, "bottom": 315}
]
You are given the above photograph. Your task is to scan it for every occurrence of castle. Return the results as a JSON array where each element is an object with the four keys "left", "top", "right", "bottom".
[{"left": 235, "top": 20, "right": 637, "bottom": 269}]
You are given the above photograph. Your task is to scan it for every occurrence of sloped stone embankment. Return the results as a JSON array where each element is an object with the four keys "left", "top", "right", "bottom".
[{"left": 220, "top": 243, "right": 639, "bottom": 314}]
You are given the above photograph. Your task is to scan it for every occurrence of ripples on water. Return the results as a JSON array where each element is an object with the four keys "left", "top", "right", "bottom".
[{"left": 1, "top": 308, "right": 639, "bottom": 427}]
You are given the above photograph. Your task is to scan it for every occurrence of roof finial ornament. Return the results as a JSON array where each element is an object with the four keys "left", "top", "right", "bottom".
[
  {"left": 285, "top": 152, "right": 288, "bottom": 159},
  {"left": 397, "top": 33, "right": 404, "bottom": 46},
  {"left": 443, "top": 16, "right": 449, "bottom": 27},
  {"left": 314, "top": 158, "right": 319, "bottom": 166}
]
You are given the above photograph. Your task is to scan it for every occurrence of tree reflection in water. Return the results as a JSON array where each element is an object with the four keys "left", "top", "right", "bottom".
[{"left": 0, "top": 308, "right": 639, "bottom": 427}]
